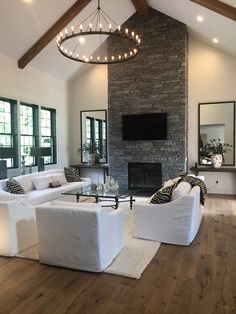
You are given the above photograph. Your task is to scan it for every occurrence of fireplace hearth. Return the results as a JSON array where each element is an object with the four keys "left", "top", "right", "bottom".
[{"left": 128, "top": 162, "right": 162, "bottom": 195}]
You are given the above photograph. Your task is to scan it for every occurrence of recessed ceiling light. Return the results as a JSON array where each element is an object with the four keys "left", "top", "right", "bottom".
[
  {"left": 23, "top": 0, "right": 31, "bottom": 2},
  {"left": 197, "top": 15, "right": 204, "bottom": 22},
  {"left": 213, "top": 38, "right": 219, "bottom": 44}
]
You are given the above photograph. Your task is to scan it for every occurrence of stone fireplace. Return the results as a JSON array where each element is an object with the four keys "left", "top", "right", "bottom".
[{"left": 108, "top": 8, "right": 188, "bottom": 189}]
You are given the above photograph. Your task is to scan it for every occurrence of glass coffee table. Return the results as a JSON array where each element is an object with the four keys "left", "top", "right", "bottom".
[{"left": 62, "top": 185, "right": 139, "bottom": 209}]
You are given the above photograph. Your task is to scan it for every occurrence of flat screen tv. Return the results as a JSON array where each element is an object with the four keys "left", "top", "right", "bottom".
[{"left": 122, "top": 113, "right": 167, "bottom": 140}]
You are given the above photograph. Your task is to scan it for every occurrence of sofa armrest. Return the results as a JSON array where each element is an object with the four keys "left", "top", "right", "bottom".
[
  {"left": 0, "top": 201, "right": 37, "bottom": 256},
  {"left": 133, "top": 194, "right": 197, "bottom": 245}
]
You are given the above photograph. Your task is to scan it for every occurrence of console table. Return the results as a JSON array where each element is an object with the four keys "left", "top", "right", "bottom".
[{"left": 71, "top": 163, "right": 109, "bottom": 182}]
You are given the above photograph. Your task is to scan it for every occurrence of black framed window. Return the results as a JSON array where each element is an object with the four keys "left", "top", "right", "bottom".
[
  {"left": 0, "top": 97, "right": 18, "bottom": 168},
  {"left": 41, "top": 107, "right": 57, "bottom": 164},
  {"left": 20, "top": 102, "right": 39, "bottom": 166}
]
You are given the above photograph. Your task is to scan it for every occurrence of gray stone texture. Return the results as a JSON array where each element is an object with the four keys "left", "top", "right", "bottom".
[{"left": 108, "top": 8, "right": 188, "bottom": 188}]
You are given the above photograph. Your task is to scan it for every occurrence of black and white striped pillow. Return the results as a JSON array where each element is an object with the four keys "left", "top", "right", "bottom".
[
  {"left": 149, "top": 183, "right": 177, "bottom": 204},
  {"left": 5, "top": 177, "right": 25, "bottom": 194},
  {"left": 64, "top": 167, "right": 81, "bottom": 182}
]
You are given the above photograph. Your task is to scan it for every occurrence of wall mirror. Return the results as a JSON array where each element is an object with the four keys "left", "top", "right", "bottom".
[
  {"left": 80, "top": 110, "right": 107, "bottom": 164},
  {"left": 198, "top": 101, "right": 235, "bottom": 166}
]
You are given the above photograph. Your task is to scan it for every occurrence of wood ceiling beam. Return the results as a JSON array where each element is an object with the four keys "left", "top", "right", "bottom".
[
  {"left": 131, "top": 0, "right": 149, "bottom": 16},
  {"left": 191, "top": 0, "right": 236, "bottom": 21},
  {"left": 18, "top": 0, "right": 92, "bottom": 69}
]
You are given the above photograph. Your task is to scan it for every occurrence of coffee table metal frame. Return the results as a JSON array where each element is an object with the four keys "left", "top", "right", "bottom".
[{"left": 62, "top": 185, "right": 138, "bottom": 209}]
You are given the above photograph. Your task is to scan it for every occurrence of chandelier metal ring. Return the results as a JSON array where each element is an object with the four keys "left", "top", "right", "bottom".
[{"left": 56, "top": 0, "right": 141, "bottom": 65}]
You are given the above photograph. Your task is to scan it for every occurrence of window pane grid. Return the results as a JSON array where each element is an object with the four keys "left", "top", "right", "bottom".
[
  {"left": 41, "top": 109, "right": 56, "bottom": 164},
  {"left": 0, "top": 98, "right": 16, "bottom": 168},
  {"left": 20, "top": 104, "right": 36, "bottom": 166}
]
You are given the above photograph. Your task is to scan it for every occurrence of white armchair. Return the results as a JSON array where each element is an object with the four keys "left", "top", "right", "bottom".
[
  {"left": 0, "top": 200, "right": 37, "bottom": 256},
  {"left": 35, "top": 202, "right": 125, "bottom": 272},
  {"left": 133, "top": 186, "right": 203, "bottom": 246}
]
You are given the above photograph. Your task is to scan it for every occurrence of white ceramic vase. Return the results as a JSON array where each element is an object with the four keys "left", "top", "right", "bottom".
[
  {"left": 87, "top": 154, "right": 96, "bottom": 166},
  {"left": 211, "top": 154, "right": 223, "bottom": 168}
]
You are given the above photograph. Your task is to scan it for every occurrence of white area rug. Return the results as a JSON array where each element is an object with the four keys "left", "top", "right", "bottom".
[{"left": 16, "top": 197, "right": 161, "bottom": 279}]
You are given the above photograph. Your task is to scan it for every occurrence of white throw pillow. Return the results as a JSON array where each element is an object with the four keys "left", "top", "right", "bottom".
[
  {"left": 51, "top": 173, "right": 67, "bottom": 185},
  {"left": 15, "top": 176, "right": 34, "bottom": 192},
  {"left": 32, "top": 175, "right": 52, "bottom": 190},
  {"left": 171, "top": 181, "right": 192, "bottom": 201}
]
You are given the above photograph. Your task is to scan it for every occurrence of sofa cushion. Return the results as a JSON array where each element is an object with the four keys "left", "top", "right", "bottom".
[
  {"left": 51, "top": 173, "right": 67, "bottom": 185},
  {"left": 171, "top": 181, "right": 192, "bottom": 201},
  {"left": 64, "top": 167, "right": 81, "bottom": 182},
  {"left": 32, "top": 175, "right": 52, "bottom": 190},
  {"left": 149, "top": 183, "right": 177, "bottom": 204},
  {"left": 5, "top": 177, "right": 25, "bottom": 194},
  {"left": 15, "top": 176, "right": 34, "bottom": 192}
]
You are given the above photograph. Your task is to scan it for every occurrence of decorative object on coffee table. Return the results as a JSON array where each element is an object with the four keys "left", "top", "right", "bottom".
[{"left": 104, "top": 176, "right": 119, "bottom": 192}]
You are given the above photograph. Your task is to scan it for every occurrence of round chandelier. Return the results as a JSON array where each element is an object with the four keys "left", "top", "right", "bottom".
[{"left": 56, "top": 0, "right": 141, "bottom": 65}]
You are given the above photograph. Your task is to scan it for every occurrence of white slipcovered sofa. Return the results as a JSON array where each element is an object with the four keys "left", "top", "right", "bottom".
[
  {"left": 0, "top": 169, "right": 91, "bottom": 256},
  {"left": 36, "top": 201, "right": 125, "bottom": 272},
  {"left": 133, "top": 176, "right": 204, "bottom": 246}
]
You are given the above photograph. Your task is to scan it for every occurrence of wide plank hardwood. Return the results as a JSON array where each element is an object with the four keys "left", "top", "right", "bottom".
[{"left": 0, "top": 194, "right": 235, "bottom": 313}]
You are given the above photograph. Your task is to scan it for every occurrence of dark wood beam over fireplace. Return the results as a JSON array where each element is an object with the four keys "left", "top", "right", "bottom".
[
  {"left": 131, "top": 0, "right": 149, "bottom": 16},
  {"left": 191, "top": 0, "right": 236, "bottom": 21},
  {"left": 18, "top": 0, "right": 92, "bottom": 69}
]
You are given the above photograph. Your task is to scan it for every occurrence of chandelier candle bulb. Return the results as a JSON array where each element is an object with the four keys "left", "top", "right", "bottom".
[
  {"left": 80, "top": 24, "right": 83, "bottom": 31},
  {"left": 89, "top": 23, "right": 92, "bottom": 31},
  {"left": 112, "top": 56, "right": 114, "bottom": 61},
  {"left": 125, "top": 28, "right": 128, "bottom": 34},
  {"left": 118, "top": 25, "right": 121, "bottom": 31},
  {"left": 109, "top": 23, "right": 112, "bottom": 31},
  {"left": 65, "top": 29, "right": 68, "bottom": 36},
  {"left": 132, "top": 32, "right": 134, "bottom": 37},
  {"left": 99, "top": 23, "right": 102, "bottom": 30}
]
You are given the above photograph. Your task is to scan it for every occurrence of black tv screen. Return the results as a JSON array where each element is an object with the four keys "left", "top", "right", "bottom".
[{"left": 122, "top": 113, "right": 167, "bottom": 140}]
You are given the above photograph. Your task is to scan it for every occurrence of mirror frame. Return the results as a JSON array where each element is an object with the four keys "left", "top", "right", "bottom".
[
  {"left": 80, "top": 109, "right": 108, "bottom": 164},
  {"left": 198, "top": 101, "right": 235, "bottom": 166}
]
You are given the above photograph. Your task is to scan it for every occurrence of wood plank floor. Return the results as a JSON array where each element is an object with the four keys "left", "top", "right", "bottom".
[{"left": 0, "top": 194, "right": 235, "bottom": 314}]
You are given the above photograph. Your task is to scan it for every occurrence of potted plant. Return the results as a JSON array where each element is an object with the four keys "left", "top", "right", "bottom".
[
  {"left": 78, "top": 142, "right": 100, "bottom": 165},
  {"left": 201, "top": 139, "right": 232, "bottom": 168}
]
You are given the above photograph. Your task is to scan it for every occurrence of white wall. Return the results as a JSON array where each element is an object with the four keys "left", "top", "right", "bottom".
[
  {"left": 0, "top": 53, "right": 69, "bottom": 176},
  {"left": 188, "top": 37, "right": 236, "bottom": 194},
  {"left": 69, "top": 65, "right": 108, "bottom": 165}
]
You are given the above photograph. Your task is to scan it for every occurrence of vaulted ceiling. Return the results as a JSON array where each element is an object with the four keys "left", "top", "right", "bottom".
[{"left": 0, "top": 0, "right": 235, "bottom": 81}]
